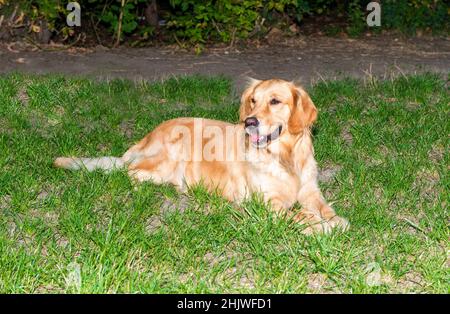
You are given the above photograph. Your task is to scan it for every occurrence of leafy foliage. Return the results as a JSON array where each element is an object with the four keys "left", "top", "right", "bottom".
[
  {"left": 0, "top": 0, "right": 448, "bottom": 45},
  {"left": 382, "top": 0, "right": 449, "bottom": 34},
  {"left": 100, "top": 0, "right": 148, "bottom": 36},
  {"left": 167, "top": 0, "right": 297, "bottom": 44}
]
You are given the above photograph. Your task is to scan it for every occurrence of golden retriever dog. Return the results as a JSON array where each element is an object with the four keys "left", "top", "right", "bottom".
[{"left": 54, "top": 79, "right": 349, "bottom": 234}]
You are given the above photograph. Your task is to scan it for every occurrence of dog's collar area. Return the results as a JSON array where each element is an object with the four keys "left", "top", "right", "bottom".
[{"left": 246, "top": 125, "right": 282, "bottom": 147}]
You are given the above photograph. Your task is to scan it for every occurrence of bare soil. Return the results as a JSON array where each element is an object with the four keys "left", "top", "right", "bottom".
[{"left": 0, "top": 34, "right": 448, "bottom": 91}]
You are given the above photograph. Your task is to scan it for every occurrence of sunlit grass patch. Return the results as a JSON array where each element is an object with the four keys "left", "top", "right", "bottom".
[{"left": 0, "top": 73, "right": 448, "bottom": 293}]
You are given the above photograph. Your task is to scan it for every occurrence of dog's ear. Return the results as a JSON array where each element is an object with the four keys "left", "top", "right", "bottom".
[
  {"left": 239, "top": 78, "right": 261, "bottom": 122},
  {"left": 288, "top": 85, "right": 318, "bottom": 134}
]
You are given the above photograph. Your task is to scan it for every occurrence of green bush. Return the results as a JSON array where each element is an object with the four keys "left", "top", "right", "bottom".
[
  {"left": 0, "top": 0, "right": 67, "bottom": 35},
  {"left": 0, "top": 0, "right": 448, "bottom": 45},
  {"left": 0, "top": 0, "right": 151, "bottom": 43},
  {"left": 100, "top": 0, "right": 150, "bottom": 37},
  {"left": 382, "top": 0, "right": 449, "bottom": 34},
  {"left": 166, "top": 0, "right": 298, "bottom": 44},
  {"left": 166, "top": 0, "right": 449, "bottom": 43}
]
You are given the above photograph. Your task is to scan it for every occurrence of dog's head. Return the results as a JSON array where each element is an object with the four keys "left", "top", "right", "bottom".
[{"left": 239, "top": 78, "right": 317, "bottom": 148}]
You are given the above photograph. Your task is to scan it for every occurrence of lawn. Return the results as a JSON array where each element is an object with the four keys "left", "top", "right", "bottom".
[{"left": 0, "top": 73, "right": 448, "bottom": 293}]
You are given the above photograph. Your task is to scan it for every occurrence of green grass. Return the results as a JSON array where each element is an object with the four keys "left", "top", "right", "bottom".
[{"left": 0, "top": 73, "right": 448, "bottom": 293}]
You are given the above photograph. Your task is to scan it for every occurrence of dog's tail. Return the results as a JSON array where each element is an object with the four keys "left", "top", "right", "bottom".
[{"left": 53, "top": 156, "right": 125, "bottom": 172}]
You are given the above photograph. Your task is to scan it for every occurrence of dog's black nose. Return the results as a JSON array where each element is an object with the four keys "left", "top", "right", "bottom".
[{"left": 244, "top": 117, "right": 259, "bottom": 128}]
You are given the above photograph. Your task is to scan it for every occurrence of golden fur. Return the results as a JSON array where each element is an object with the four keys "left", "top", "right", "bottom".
[{"left": 54, "top": 79, "right": 349, "bottom": 234}]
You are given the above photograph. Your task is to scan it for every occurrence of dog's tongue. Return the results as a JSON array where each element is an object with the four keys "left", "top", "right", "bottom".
[{"left": 250, "top": 134, "right": 263, "bottom": 143}]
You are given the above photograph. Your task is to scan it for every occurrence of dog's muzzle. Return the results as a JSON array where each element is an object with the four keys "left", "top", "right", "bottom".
[{"left": 245, "top": 118, "right": 282, "bottom": 147}]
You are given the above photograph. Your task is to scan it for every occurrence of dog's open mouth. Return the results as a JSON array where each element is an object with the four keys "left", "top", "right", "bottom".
[{"left": 246, "top": 125, "right": 282, "bottom": 147}]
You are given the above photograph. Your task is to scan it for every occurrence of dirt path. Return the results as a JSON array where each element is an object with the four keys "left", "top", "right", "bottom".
[{"left": 1, "top": 35, "right": 448, "bottom": 91}]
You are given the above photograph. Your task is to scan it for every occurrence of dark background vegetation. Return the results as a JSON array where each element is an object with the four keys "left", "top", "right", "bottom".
[{"left": 0, "top": 0, "right": 448, "bottom": 49}]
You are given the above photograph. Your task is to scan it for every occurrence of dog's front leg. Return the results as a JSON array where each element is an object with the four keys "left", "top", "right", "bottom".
[
  {"left": 268, "top": 198, "right": 292, "bottom": 218},
  {"left": 267, "top": 196, "right": 334, "bottom": 235},
  {"left": 295, "top": 183, "right": 349, "bottom": 234}
]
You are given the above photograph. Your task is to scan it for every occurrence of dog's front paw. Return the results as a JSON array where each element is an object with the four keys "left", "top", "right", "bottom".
[
  {"left": 294, "top": 211, "right": 350, "bottom": 235},
  {"left": 326, "top": 215, "right": 350, "bottom": 232},
  {"left": 300, "top": 221, "right": 329, "bottom": 235}
]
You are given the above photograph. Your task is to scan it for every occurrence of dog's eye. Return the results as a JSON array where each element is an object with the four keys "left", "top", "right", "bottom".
[
  {"left": 251, "top": 98, "right": 256, "bottom": 104},
  {"left": 270, "top": 98, "right": 281, "bottom": 105}
]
